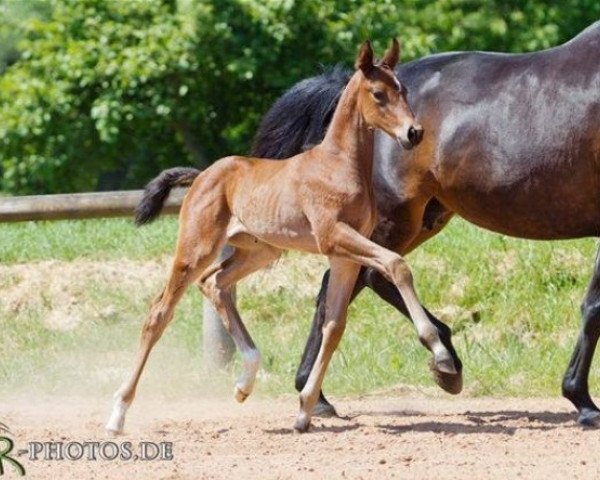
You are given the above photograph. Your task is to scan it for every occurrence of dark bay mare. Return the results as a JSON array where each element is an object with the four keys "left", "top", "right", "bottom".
[{"left": 252, "top": 21, "right": 600, "bottom": 425}]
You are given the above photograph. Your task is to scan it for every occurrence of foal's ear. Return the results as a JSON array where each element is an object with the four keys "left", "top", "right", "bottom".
[
  {"left": 355, "top": 40, "right": 374, "bottom": 73},
  {"left": 382, "top": 38, "right": 401, "bottom": 69}
]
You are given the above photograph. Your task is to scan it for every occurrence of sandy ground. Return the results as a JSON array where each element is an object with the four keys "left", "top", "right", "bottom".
[{"left": 1, "top": 394, "right": 599, "bottom": 480}]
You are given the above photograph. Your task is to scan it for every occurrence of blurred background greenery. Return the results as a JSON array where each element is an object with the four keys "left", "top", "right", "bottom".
[
  {"left": 2, "top": 1, "right": 600, "bottom": 403},
  {"left": 0, "top": 0, "right": 599, "bottom": 194}
]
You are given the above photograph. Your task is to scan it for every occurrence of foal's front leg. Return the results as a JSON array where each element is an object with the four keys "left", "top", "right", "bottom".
[
  {"left": 324, "top": 222, "right": 457, "bottom": 375},
  {"left": 295, "top": 258, "right": 360, "bottom": 432}
]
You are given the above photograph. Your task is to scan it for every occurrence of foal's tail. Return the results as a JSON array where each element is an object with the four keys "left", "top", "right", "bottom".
[
  {"left": 251, "top": 65, "right": 351, "bottom": 159},
  {"left": 135, "top": 167, "right": 201, "bottom": 226}
]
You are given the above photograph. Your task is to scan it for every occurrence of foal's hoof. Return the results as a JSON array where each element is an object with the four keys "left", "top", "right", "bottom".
[
  {"left": 433, "top": 351, "right": 457, "bottom": 375},
  {"left": 313, "top": 399, "right": 339, "bottom": 418},
  {"left": 105, "top": 425, "right": 123, "bottom": 437},
  {"left": 429, "top": 359, "right": 463, "bottom": 394},
  {"left": 578, "top": 408, "right": 600, "bottom": 427},
  {"left": 105, "top": 417, "right": 125, "bottom": 436},
  {"left": 234, "top": 386, "right": 250, "bottom": 403},
  {"left": 293, "top": 413, "right": 311, "bottom": 433}
]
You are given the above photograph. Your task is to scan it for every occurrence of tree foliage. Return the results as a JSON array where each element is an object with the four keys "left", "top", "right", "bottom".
[
  {"left": 1, "top": 0, "right": 599, "bottom": 194},
  {"left": 0, "top": 0, "right": 50, "bottom": 74}
]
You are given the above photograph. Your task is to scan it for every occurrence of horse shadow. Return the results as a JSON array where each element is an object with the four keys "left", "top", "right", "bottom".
[
  {"left": 372, "top": 409, "right": 577, "bottom": 436},
  {"left": 263, "top": 410, "right": 579, "bottom": 436},
  {"left": 264, "top": 422, "right": 363, "bottom": 435}
]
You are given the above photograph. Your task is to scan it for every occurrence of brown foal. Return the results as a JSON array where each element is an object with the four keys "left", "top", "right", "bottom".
[{"left": 106, "top": 39, "right": 456, "bottom": 434}]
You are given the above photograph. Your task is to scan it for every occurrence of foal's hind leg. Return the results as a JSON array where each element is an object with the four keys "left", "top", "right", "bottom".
[
  {"left": 199, "top": 243, "right": 281, "bottom": 402},
  {"left": 295, "top": 258, "right": 360, "bottom": 432},
  {"left": 106, "top": 205, "right": 229, "bottom": 434}
]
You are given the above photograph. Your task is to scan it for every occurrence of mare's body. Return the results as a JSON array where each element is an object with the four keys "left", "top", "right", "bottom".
[{"left": 253, "top": 22, "right": 600, "bottom": 424}]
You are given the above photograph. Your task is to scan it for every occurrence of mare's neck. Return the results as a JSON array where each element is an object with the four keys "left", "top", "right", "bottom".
[{"left": 320, "top": 73, "right": 375, "bottom": 184}]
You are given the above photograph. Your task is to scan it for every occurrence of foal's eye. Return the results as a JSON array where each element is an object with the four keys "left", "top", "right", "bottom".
[{"left": 372, "top": 90, "right": 386, "bottom": 103}]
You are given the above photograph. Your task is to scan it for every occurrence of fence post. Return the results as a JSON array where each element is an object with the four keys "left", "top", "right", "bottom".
[{"left": 202, "top": 245, "right": 236, "bottom": 368}]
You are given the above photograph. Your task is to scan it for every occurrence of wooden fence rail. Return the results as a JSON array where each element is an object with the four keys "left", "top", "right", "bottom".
[
  {"left": 0, "top": 189, "right": 235, "bottom": 367},
  {"left": 0, "top": 189, "right": 187, "bottom": 222}
]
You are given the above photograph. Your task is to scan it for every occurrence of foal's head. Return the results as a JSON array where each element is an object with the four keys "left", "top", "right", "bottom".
[{"left": 355, "top": 39, "right": 423, "bottom": 149}]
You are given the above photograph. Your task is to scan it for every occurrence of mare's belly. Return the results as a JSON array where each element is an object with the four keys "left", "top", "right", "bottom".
[{"left": 438, "top": 184, "right": 600, "bottom": 240}]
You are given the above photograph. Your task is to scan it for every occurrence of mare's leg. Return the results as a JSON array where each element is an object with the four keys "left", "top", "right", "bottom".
[
  {"left": 563, "top": 245, "right": 600, "bottom": 425},
  {"left": 199, "top": 243, "right": 282, "bottom": 402},
  {"left": 295, "top": 258, "right": 360, "bottom": 432},
  {"left": 106, "top": 192, "right": 229, "bottom": 434},
  {"left": 321, "top": 222, "right": 456, "bottom": 375}
]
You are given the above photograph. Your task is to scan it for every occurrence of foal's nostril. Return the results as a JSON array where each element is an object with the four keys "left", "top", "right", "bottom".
[
  {"left": 408, "top": 126, "right": 418, "bottom": 145},
  {"left": 407, "top": 125, "right": 424, "bottom": 146}
]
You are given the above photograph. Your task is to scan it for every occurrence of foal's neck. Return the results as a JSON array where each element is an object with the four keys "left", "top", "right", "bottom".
[{"left": 320, "top": 73, "right": 375, "bottom": 184}]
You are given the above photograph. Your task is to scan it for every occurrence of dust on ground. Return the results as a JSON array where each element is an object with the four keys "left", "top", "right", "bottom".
[
  {"left": 0, "top": 253, "right": 327, "bottom": 331},
  {"left": 1, "top": 394, "right": 598, "bottom": 480}
]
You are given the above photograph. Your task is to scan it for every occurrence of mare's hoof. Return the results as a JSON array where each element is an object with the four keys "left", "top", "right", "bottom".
[
  {"left": 293, "top": 414, "right": 311, "bottom": 433},
  {"left": 234, "top": 386, "right": 250, "bottom": 403},
  {"left": 313, "top": 400, "right": 339, "bottom": 418},
  {"left": 429, "top": 359, "right": 463, "bottom": 394},
  {"left": 578, "top": 408, "right": 600, "bottom": 427}
]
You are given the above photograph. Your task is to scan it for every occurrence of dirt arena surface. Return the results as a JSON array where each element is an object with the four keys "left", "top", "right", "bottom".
[{"left": 2, "top": 393, "right": 599, "bottom": 479}]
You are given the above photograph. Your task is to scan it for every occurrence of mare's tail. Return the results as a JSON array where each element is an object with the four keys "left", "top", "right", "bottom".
[
  {"left": 251, "top": 66, "right": 351, "bottom": 159},
  {"left": 135, "top": 167, "right": 201, "bottom": 226}
]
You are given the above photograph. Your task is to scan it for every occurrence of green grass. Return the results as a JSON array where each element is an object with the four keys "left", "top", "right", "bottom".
[
  {"left": 0, "top": 217, "right": 178, "bottom": 263},
  {"left": 0, "top": 216, "right": 598, "bottom": 401}
]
